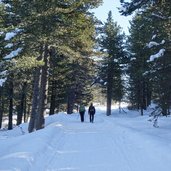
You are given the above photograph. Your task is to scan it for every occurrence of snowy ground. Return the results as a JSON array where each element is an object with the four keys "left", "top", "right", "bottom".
[{"left": 0, "top": 106, "right": 171, "bottom": 171}]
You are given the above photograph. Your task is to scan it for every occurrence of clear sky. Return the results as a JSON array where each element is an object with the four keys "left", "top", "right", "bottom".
[{"left": 92, "top": 0, "right": 132, "bottom": 35}]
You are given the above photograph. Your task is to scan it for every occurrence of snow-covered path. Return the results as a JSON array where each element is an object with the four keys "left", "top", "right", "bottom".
[
  {"left": 1, "top": 107, "right": 171, "bottom": 171},
  {"left": 31, "top": 108, "right": 171, "bottom": 171}
]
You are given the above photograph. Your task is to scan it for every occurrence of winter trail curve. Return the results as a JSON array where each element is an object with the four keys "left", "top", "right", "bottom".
[{"left": 30, "top": 110, "right": 171, "bottom": 171}]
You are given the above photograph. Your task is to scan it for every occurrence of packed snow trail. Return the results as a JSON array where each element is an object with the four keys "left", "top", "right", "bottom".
[
  {"left": 29, "top": 109, "right": 171, "bottom": 171},
  {"left": 1, "top": 107, "right": 171, "bottom": 171}
]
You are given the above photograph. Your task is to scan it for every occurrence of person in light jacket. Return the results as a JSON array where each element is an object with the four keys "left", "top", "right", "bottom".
[{"left": 79, "top": 104, "right": 86, "bottom": 122}]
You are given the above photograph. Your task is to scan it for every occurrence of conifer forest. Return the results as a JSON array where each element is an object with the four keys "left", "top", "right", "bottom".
[{"left": 0, "top": 0, "right": 170, "bottom": 131}]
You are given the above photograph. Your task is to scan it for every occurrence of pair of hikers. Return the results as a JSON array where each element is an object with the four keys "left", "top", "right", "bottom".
[{"left": 79, "top": 103, "right": 96, "bottom": 123}]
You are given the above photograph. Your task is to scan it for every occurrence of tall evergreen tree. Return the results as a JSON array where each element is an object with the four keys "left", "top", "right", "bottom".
[
  {"left": 145, "top": 2, "right": 171, "bottom": 115},
  {"left": 98, "top": 11, "right": 125, "bottom": 116},
  {"left": 127, "top": 14, "right": 152, "bottom": 115},
  {"left": 124, "top": 0, "right": 171, "bottom": 115}
]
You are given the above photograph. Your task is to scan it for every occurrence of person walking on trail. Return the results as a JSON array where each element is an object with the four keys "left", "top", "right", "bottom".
[
  {"left": 79, "top": 104, "right": 86, "bottom": 122},
  {"left": 88, "top": 103, "right": 96, "bottom": 123}
]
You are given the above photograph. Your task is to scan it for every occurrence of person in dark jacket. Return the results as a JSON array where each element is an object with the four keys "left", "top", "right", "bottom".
[
  {"left": 88, "top": 103, "right": 96, "bottom": 123},
  {"left": 79, "top": 104, "right": 86, "bottom": 122}
]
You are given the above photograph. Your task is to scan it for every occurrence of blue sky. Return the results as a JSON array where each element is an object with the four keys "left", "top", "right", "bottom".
[{"left": 92, "top": 0, "right": 132, "bottom": 35}]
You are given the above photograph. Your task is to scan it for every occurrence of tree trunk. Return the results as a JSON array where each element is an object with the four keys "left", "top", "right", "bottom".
[
  {"left": 0, "top": 87, "right": 4, "bottom": 129},
  {"left": 140, "top": 84, "right": 144, "bottom": 116},
  {"left": 106, "top": 79, "right": 112, "bottom": 116},
  {"left": 49, "top": 80, "right": 56, "bottom": 115},
  {"left": 106, "top": 67, "right": 112, "bottom": 116},
  {"left": 35, "top": 44, "right": 49, "bottom": 130},
  {"left": 49, "top": 47, "right": 57, "bottom": 115},
  {"left": 106, "top": 91, "right": 112, "bottom": 116},
  {"left": 17, "top": 82, "right": 27, "bottom": 125},
  {"left": 28, "top": 67, "right": 41, "bottom": 133},
  {"left": 8, "top": 76, "right": 13, "bottom": 130},
  {"left": 23, "top": 95, "right": 27, "bottom": 122},
  {"left": 142, "top": 81, "right": 147, "bottom": 110},
  {"left": 28, "top": 44, "right": 44, "bottom": 133}
]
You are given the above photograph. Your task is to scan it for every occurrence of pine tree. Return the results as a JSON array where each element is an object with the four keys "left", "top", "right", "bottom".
[
  {"left": 127, "top": 14, "right": 152, "bottom": 115},
  {"left": 145, "top": 2, "right": 171, "bottom": 115},
  {"left": 98, "top": 11, "right": 125, "bottom": 116},
  {"left": 0, "top": 3, "right": 5, "bottom": 128},
  {"left": 119, "top": 0, "right": 169, "bottom": 16},
  {"left": 125, "top": 0, "right": 171, "bottom": 115}
]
